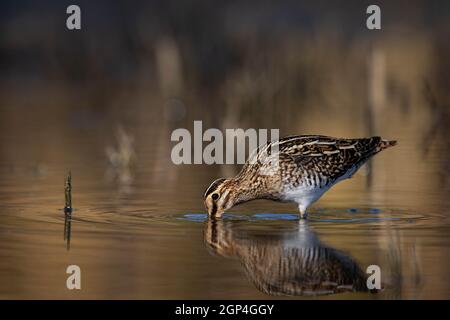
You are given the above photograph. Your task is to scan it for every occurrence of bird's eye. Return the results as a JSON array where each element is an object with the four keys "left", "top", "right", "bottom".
[{"left": 211, "top": 193, "right": 219, "bottom": 201}]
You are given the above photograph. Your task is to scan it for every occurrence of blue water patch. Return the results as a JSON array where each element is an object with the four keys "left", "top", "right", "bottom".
[
  {"left": 312, "top": 217, "right": 401, "bottom": 223},
  {"left": 180, "top": 213, "right": 299, "bottom": 222},
  {"left": 251, "top": 213, "right": 298, "bottom": 221},
  {"left": 180, "top": 208, "right": 394, "bottom": 224},
  {"left": 182, "top": 213, "right": 207, "bottom": 222},
  {"left": 347, "top": 208, "right": 381, "bottom": 214}
]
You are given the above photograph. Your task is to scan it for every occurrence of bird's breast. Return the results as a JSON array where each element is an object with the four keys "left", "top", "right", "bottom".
[{"left": 281, "top": 182, "right": 330, "bottom": 204}]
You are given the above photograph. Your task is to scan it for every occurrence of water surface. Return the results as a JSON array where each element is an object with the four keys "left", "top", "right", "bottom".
[
  {"left": 0, "top": 127, "right": 448, "bottom": 299},
  {"left": 0, "top": 2, "right": 449, "bottom": 297}
]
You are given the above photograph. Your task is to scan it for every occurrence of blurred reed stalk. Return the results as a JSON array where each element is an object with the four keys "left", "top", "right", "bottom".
[{"left": 366, "top": 46, "right": 386, "bottom": 188}]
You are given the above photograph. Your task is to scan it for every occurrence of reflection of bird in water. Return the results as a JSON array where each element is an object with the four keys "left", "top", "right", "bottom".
[
  {"left": 204, "top": 219, "right": 368, "bottom": 296},
  {"left": 204, "top": 135, "right": 396, "bottom": 218}
]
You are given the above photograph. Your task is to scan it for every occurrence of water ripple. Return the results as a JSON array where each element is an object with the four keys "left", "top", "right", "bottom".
[{"left": 180, "top": 208, "right": 434, "bottom": 230}]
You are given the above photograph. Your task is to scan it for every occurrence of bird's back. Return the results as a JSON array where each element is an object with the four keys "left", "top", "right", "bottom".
[
  {"left": 242, "top": 135, "right": 396, "bottom": 197},
  {"left": 279, "top": 135, "right": 395, "bottom": 185}
]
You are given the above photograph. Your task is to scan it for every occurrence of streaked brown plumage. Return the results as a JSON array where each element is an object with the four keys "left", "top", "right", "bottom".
[{"left": 204, "top": 135, "right": 397, "bottom": 218}]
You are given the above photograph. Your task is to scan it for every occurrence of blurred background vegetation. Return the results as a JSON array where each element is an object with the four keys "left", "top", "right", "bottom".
[
  {"left": 1, "top": 0, "right": 449, "bottom": 180},
  {"left": 0, "top": 0, "right": 449, "bottom": 299}
]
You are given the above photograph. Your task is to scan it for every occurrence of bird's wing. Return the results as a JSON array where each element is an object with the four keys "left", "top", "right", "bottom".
[
  {"left": 277, "top": 135, "right": 382, "bottom": 158},
  {"left": 261, "top": 135, "right": 383, "bottom": 183}
]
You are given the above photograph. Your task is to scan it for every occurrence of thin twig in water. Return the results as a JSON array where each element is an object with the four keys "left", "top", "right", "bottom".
[
  {"left": 64, "top": 171, "right": 72, "bottom": 214},
  {"left": 63, "top": 171, "right": 73, "bottom": 250}
]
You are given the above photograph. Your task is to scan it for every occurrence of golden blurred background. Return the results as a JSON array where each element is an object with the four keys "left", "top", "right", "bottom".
[{"left": 0, "top": 0, "right": 449, "bottom": 299}]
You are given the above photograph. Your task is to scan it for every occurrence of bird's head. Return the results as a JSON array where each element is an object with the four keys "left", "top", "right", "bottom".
[{"left": 204, "top": 178, "right": 237, "bottom": 218}]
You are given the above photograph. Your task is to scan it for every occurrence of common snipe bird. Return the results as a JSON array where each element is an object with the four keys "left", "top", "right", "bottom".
[{"left": 204, "top": 135, "right": 396, "bottom": 218}]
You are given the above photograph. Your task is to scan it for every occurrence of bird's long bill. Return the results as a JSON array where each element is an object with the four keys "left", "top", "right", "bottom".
[{"left": 205, "top": 199, "right": 223, "bottom": 218}]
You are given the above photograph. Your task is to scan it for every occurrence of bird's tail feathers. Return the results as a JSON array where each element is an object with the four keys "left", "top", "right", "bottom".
[{"left": 378, "top": 139, "right": 397, "bottom": 151}]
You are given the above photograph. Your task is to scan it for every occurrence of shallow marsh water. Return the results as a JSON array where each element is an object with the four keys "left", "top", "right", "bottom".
[
  {"left": 0, "top": 1, "right": 449, "bottom": 298},
  {"left": 0, "top": 119, "right": 449, "bottom": 299}
]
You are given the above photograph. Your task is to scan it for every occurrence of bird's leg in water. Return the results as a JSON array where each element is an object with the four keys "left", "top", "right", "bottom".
[{"left": 298, "top": 204, "right": 308, "bottom": 219}]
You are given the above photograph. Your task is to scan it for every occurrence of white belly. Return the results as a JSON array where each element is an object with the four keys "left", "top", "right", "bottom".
[{"left": 283, "top": 184, "right": 330, "bottom": 208}]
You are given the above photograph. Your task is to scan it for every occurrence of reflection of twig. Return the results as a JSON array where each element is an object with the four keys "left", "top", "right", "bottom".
[
  {"left": 366, "top": 48, "right": 386, "bottom": 189},
  {"left": 64, "top": 213, "right": 71, "bottom": 251}
]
